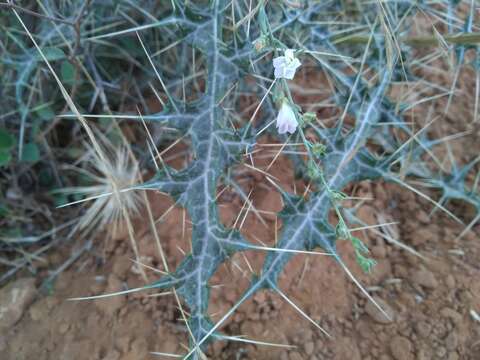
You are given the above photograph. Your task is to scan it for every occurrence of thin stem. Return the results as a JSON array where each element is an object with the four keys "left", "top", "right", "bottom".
[{"left": 333, "top": 32, "right": 480, "bottom": 47}]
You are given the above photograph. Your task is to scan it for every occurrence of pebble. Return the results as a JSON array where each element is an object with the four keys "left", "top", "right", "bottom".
[
  {"left": 113, "top": 257, "right": 132, "bottom": 280},
  {"left": 436, "top": 346, "right": 447, "bottom": 357},
  {"left": 59, "top": 322, "right": 70, "bottom": 334},
  {"left": 364, "top": 296, "right": 395, "bottom": 324},
  {"left": 445, "top": 332, "right": 458, "bottom": 351},
  {"left": 258, "top": 190, "right": 283, "bottom": 221},
  {"left": 304, "top": 341, "right": 315, "bottom": 355},
  {"left": 412, "top": 227, "right": 435, "bottom": 246},
  {"left": 440, "top": 308, "right": 462, "bottom": 326},
  {"left": 415, "top": 321, "right": 431, "bottom": 338},
  {"left": 240, "top": 320, "right": 264, "bottom": 337},
  {"left": 102, "top": 350, "right": 121, "bottom": 360},
  {"left": 390, "top": 336, "right": 414, "bottom": 360},
  {"left": 29, "top": 300, "right": 47, "bottom": 321},
  {"left": 417, "top": 210, "right": 430, "bottom": 224},
  {"left": 289, "top": 351, "right": 303, "bottom": 360},
  {"left": 0, "top": 278, "right": 36, "bottom": 331},
  {"left": 445, "top": 275, "right": 456, "bottom": 289},
  {"left": 448, "top": 352, "right": 459, "bottom": 360},
  {"left": 115, "top": 335, "right": 131, "bottom": 353},
  {"left": 372, "top": 245, "right": 387, "bottom": 259},
  {"left": 413, "top": 268, "right": 438, "bottom": 289}
]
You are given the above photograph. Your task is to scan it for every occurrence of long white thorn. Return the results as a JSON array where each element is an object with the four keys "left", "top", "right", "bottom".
[
  {"left": 215, "top": 334, "right": 296, "bottom": 349},
  {"left": 336, "top": 255, "right": 391, "bottom": 321},
  {"left": 270, "top": 281, "right": 331, "bottom": 338}
]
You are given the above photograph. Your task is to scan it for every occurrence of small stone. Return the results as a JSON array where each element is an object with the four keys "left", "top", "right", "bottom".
[
  {"left": 333, "top": 338, "right": 361, "bottom": 360},
  {"left": 412, "top": 227, "right": 435, "bottom": 246},
  {"left": 304, "top": 341, "right": 315, "bottom": 355},
  {"left": 445, "top": 275, "right": 456, "bottom": 289},
  {"left": 448, "top": 351, "right": 459, "bottom": 360},
  {"left": 61, "top": 340, "right": 90, "bottom": 359},
  {"left": 417, "top": 347, "right": 431, "bottom": 360},
  {"left": 364, "top": 297, "right": 395, "bottom": 324},
  {"left": 258, "top": 190, "right": 283, "bottom": 221},
  {"left": 370, "top": 260, "right": 392, "bottom": 283},
  {"left": 445, "top": 332, "right": 458, "bottom": 351},
  {"left": 115, "top": 335, "right": 131, "bottom": 353},
  {"left": 0, "top": 336, "right": 6, "bottom": 351},
  {"left": 241, "top": 320, "right": 264, "bottom": 336},
  {"left": 155, "top": 327, "right": 178, "bottom": 354},
  {"left": 212, "top": 340, "right": 227, "bottom": 356},
  {"left": 436, "top": 346, "right": 447, "bottom": 357},
  {"left": 390, "top": 336, "right": 413, "bottom": 360},
  {"left": 417, "top": 210, "right": 430, "bottom": 224},
  {"left": 413, "top": 268, "right": 438, "bottom": 289},
  {"left": 0, "top": 278, "right": 36, "bottom": 331},
  {"left": 59, "top": 322, "right": 70, "bottom": 334},
  {"left": 129, "top": 337, "right": 148, "bottom": 358},
  {"left": 102, "top": 350, "right": 121, "bottom": 360},
  {"left": 289, "top": 351, "right": 303, "bottom": 360},
  {"left": 46, "top": 296, "right": 59, "bottom": 310},
  {"left": 224, "top": 289, "right": 237, "bottom": 303},
  {"left": 393, "top": 264, "right": 409, "bottom": 278},
  {"left": 371, "top": 245, "right": 387, "bottom": 259},
  {"left": 415, "top": 321, "right": 431, "bottom": 338},
  {"left": 29, "top": 300, "right": 48, "bottom": 321},
  {"left": 440, "top": 308, "right": 462, "bottom": 326},
  {"left": 89, "top": 280, "right": 106, "bottom": 295}
]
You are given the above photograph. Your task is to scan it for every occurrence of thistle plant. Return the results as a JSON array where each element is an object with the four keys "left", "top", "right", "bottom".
[{"left": 2, "top": 0, "right": 480, "bottom": 358}]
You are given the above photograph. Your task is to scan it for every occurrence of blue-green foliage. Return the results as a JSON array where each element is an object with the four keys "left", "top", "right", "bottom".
[
  {"left": 2, "top": 0, "right": 479, "bottom": 358},
  {"left": 131, "top": 1, "right": 479, "bottom": 356}
]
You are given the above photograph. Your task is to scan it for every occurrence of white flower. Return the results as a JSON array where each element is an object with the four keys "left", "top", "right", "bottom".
[
  {"left": 276, "top": 101, "right": 298, "bottom": 134},
  {"left": 273, "top": 49, "right": 301, "bottom": 80}
]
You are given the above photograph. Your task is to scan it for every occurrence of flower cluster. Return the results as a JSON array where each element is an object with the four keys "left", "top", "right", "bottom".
[{"left": 273, "top": 49, "right": 301, "bottom": 134}]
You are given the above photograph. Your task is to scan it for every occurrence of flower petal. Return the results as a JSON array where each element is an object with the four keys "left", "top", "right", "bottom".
[
  {"left": 273, "top": 56, "right": 286, "bottom": 68},
  {"left": 283, "top": 68, "right": 296, "bottom": 80},
  {"left": 291, "top": 58, "right": 301, "bottom": 69},
  {"left": 276, "top": 102, "right": 298, "bottom": 135},
  {"left": 272, "top": 50, "right": 301, "bottom": 80},
  {"left": 285, "top": 49, "right": 295, "bottom": 61},
  {"left": 274, "top": 67, "right": 285, "bottom": 79}
]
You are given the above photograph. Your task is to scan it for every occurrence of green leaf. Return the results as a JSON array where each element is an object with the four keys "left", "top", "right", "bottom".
[
  {"left": 39, "top": 168, "right": 54, "bottom": 187},
  {"left": 4, "top": 227, "right": 22, "bottom": 238},
  {"left": 61, "top": 61, "right": 75, "bottom": 83},
  {"left": 0, "top": 150, "right": 11, "bottom": 166},
  {"left": 0, "top": 129, "right": 15, "bottom": 150},
  {"left": 36, "top": 106, "right": 55, "bottom": 121},
  {"left": 66, "top": 147, "right": 83, "bottom": 159},
  {"left": 37, "top": 47, "right": 66, "bottom": 61},
  {"left": 20, "top": 143, "right": 40, "bottom": 163},
  {"left": 53, "top": 193, "right": 68, "bottom": 207},
  {"left": 0, "top": 204, "right": 8, "bottom": 217}
]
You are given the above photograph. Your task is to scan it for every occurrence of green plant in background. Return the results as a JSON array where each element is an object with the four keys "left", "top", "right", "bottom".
[
  {"left": 1, "top": 0, "right": 480, "bottom": 359},
  {"left": 0, "top": 129, "right": 15, "bottom": 166}
]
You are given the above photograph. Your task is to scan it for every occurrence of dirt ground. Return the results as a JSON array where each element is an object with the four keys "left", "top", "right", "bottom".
[
  {"left": 1, "top": 126, "right": 480, "bottom": 360},
  {"left": 2, "top": 36, "right": 480, "bottom": 359}
]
